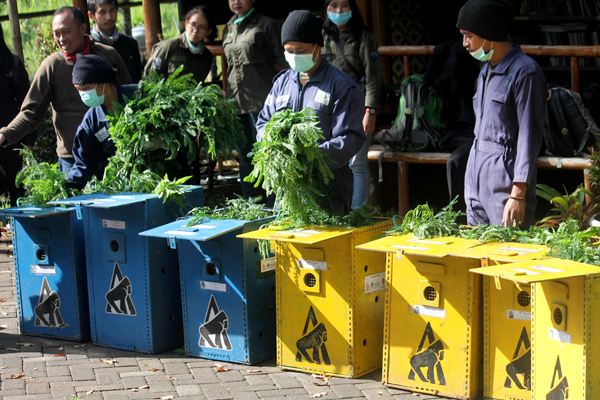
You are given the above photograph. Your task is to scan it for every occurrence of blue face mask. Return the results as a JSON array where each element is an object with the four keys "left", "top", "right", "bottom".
[
  {"left": 471, "top": 40, "right": 494, "bottom": 62},
  {"left": 285, "top": 45, "right": 317, "bottom": 73},
  {"left": 79, "top": 84, "right": 105, "bottom": 108},
  {"left": 328, "top": 10, "right": 352, "bottom": 26}
]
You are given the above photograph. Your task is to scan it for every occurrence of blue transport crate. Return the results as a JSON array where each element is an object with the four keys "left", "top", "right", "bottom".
[
  {"left": 51, "top": 187, "right": 202, "bottom": 353},
  {"left": 140, "top": 216, "right": 276, "bottom": 364},
  {"left": 0, "top": 205, "right": 89, "bottom": 341}
]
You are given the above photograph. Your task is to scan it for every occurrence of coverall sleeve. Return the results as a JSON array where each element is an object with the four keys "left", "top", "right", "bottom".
[
  {"left": 359, "top": 31, "right": 382, "bottom": 110},
  {"left": 66, "top": 112, "right": 106, "bottom": 189}
]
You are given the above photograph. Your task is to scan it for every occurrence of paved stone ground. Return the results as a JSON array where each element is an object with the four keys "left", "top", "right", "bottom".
[{"left": 0, "top": 231, "right": 447, "bottom": 400}]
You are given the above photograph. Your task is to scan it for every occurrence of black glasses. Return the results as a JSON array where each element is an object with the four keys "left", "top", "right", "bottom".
[{"left": 188, "top": 22, "right": 208, "bottom": 32}]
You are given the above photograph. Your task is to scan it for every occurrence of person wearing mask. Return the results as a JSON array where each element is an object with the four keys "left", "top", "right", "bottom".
[
  {"left": 0, "top": 7, "right": 131, "bottom": 173},
  {"left": 223, "top": 0, "right": 288, "bottom": 199},
  {"left": 0, "top": 27, "right": 36, "bottom": 206},
  {"left": 87, "top": 0, "right": 143, "bottom": 82},
  {"left": 457, "top": 0, "right": 546, "bottom": 228},
  {"left": 67, "top": 54, "right": 137, "bottom": 189},
  {"left": 257, "top": 10, "right": 365, "bottom": 214},
  {"left": 144, "top": 5, "right": 217, "bottom": 184},
  {"left": 322, "top": 0, "right": 382, "bottom": 209}
]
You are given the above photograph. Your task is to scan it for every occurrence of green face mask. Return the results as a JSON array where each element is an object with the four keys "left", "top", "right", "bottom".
[
  {"left": 470, "top": 40, "right": 494, "bottom": 62},
  {"left": 79, "top": 84, "right": 105, "bottom": 108}
]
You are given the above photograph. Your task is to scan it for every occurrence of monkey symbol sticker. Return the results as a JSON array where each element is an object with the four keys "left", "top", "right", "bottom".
[
  {"left": 105, "top": 262, "right": 136, "bottom": 316},
  {"left": 546, "top": 356, "right": 569, "bottom": 400},
  {"left": 295, "top": 306, "right": 331, "bottom": 365},
  {"left": 199, "top": 295, "right": 232, "bottom": 350},
  {"left": 504, "top": 327, "right": 531, "bottom": 391},
  {"left": 408, "top": 322, "right": 446, "bottom": 386},
  {"left": 34, "top": 277, "right": 65, "bottom": 328}
]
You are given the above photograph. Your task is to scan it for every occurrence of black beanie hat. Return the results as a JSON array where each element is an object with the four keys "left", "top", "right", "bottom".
[
  {"left": 72, "top": 54, "right": 117, "bottom": 85},
  {"left": 281, "top": 10, "right": 324, "bottom": 47},
  {"left": 456, "top": 0, "right": 515, "bottom": 42}
]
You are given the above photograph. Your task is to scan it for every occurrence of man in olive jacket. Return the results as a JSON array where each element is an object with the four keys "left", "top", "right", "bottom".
[{"left": 0, "top": 6, "right": 131, "bottom": 173}]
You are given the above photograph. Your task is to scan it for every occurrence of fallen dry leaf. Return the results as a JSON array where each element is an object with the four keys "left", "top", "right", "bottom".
[
  {"left": 6, "top": 348, "right": 19, "bottom": 351},
  {"left": 33, "top": 368, "right": 38, "bottom": 371},
  {"left": 23, "top": 377, "right": 34, "bottom": 382},
  {"left": 167, "top": 375, "right": 177, "bottom": 381},
  {"left": 0, "top": 366, "right": 7, "bottom": 370},
  {"left": 0, "top": 270, "right": 10, "bottom": 273},
  {"left": 215, "top": 363, "right": 231, "bottom": 372},
  {"left": 314, "top": 382, "right": 329, "bottom": 386},
  {"left": 158, "top": 396, "right": 174, "bottom": 400},
  {"left": 0, "top": 299, "right": 7, "bottom": 302},
  {"left": 99, "top": 358, "right": 117, "bottom": 364},
  {"left": 53, "top": 354, "right": 66, "bottom": 357},
  {"left": 411, "top": 393, "right": 420, "bottom": 396},
  {"left": 58, "top": 346, "right": 64, "bottom": 351},
  {"left": 1, "top": 312, "right": 7, "bottom": 315},
  {"left": 9, "top": 372, "right": 24, "bottom": 379},
  {"left": 246, "top": 369, "right": 262, "bottom": 373},
  {"left": 16, "top": 343, "right": 35, "bottom": 347},
  {"left": 150, "top": 368, "right": 160, "bottom": 372},
  {"left": 309, "top": 392, "right": 327, "bottom": 398},
  {"left": 86, "top": 389, "right": 94, "bottom": 395},
  {"left": 377, "top": 391, "right": 383, "bottom": 395},
  {"left": 0, "top": 325, "right": 8, "bottom": 329},
  {"left": 72, "top": 344, "right": 85, "bottom": 348}
]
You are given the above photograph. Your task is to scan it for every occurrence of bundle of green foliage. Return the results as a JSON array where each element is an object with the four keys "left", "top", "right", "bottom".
[
  {"left": 185, "top": 196, "right": 277, "bottom": 226},
  {"left": 385, "top": 198, "right": 464, "bottom": 238},
  {"left": 106, "top": 67, "right": 243, "bottom": 180},
  {"left": 245, "top": 108, "right": 334, "bottom": 227}
]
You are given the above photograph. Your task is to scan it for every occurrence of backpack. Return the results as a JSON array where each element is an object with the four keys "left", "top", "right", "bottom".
[
  {"left": 376, "top": 74, "right": 444, "bottom": 153},
  {"left": 542, "top": 86, "right": 600, "bottom": 157}
]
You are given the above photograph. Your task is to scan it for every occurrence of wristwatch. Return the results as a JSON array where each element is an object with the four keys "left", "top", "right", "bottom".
[{"left": 365, "top": 107, "right": 376, "bottom": 115}]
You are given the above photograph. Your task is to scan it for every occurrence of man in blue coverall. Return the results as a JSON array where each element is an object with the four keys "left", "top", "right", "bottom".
[
  {"left": 457, "top": 0, "right": 546, "bottom": 229},
  {"left": 67, "top": 53, "right": 136, "bottom": 189},
  {"left": 256, "top": 10, "right": 365, "bottom": 214}
]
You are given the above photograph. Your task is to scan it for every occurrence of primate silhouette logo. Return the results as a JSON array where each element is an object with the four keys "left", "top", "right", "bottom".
[
  {"left": 105, "top": 262, "right": 136, "bottom": 316},
  {"left": 295, "top": 306, "right": 331, "bottom": 365},
  {"left": 504, "top": 327, "right": 532, "bottom": 390},
  {"left": 34, "top": 277, "right": 65, "bottom": 328},
  {"left": 199, "top": 295, "right": 232, "bottom": 350},
  {"left": 546, "top": 356, "right": 569, "bottom": 400},
  {"left": 408, "top": 322, "right": 446, "bottom": 385}
]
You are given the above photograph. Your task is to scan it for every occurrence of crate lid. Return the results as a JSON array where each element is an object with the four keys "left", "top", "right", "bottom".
[
  {"left": 238, "top": 225, "right": 353, "bottom": 244},
  {"left": 356, "top": 233, "right": 479, "bottom": 258},
  {"left": 0, "top": 205, "right": 75, "bottom": 218},
  {"left": 140, "top": 217, "right": 249, "bottom": 241},
  {"left": 50, "top": 192, "right": 157, "bottom": 208},
  {"left": 451, "top": 242, "right": 549, "bottom": 262},
  {"left": 470, "top": 258, "right": 600, "bottom": 283}
]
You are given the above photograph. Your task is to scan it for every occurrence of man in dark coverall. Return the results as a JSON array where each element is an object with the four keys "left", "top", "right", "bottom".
[{"left": 456, "top": 0, "right": 546, "bottom": 228}]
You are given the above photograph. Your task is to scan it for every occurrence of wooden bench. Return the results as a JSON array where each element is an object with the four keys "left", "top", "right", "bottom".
[{"left": 367, "top": 144, "right": 593, "bottom": 215}]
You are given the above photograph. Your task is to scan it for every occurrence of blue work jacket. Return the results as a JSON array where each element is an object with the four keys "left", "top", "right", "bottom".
[{"left": 256, "top": 56, "right": 365, "bottom": 213}]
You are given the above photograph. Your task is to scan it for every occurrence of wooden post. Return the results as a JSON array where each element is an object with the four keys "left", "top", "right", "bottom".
[
  {"left": 356, "top": 0, "right": 373, "bottom": 30},
  {"left": 72, "top": 0, "right": 90, "bottom": 34},
  {"left": 6, "top": 0, "right": 24, "bottom": 63},
  {"left": 143, "top": 0, "right": 162, "bottom": 57}
]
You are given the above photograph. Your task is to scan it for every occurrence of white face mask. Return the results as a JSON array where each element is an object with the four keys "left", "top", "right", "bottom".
[
  {"left": 285, "top": 45, "right": 317, "bottom": 73},
  {"left": 470, "top": 39, "right": 494, "bottom": 62}
]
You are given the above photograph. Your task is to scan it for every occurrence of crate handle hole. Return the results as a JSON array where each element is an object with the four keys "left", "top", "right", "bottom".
[
  {"left": 304, "top": 273, "right": 317, "bottom": 288},
  {"left": 271, "top": 286, "right": 275, "bottom": 292},
  {"left": 110, "top": 240, "right": 120, "bottom": 253},
  {"left": 424, "top": 286, "right": 437, "bottom": 302},
  {"left": 364, "top": 265, "right": 368, "bottom": 273},
  {"left": 169, "top": 315, "right": 174, "bottom": 322},
  {"left": 363, "top": 339, "right": 367, "bottom": 346},
  {"left": 259, "top": 331, "right": 263, "bottom": 338},
  {"left": 553, "top": 308, "right": 563, "bottom": 325},
  {"left": 206, "top": 262, "right": 217, "bottom": 276},
  {"left": 36, "top": 248, "right": 47, "bottom": 263},
  {"left": 162, "top": 268, "right": 167, "bottom": 274},
  {"left": 375, "top": 296, "right": 379, "bottom": 303},
  {"left": 254, "top": 246, "right": 259, "bottom": 253},
  {"left": 517, "top": 290, "right": 530, "bottom": 307}
]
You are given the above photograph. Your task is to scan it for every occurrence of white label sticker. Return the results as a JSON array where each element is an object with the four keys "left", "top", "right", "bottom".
[
  {"left": 189, "top": 224, "right": 218, "bottom": 230},
  {"left": 298, "top": 259, "right": 327, "bottom": 270},
  {"left": 406, "top": 239, "right": 448, "bottom": 245},
  {"left": 364, "top": 272, "right": 386, "bottom": 294},
  {"left": 391, "top": 245, "right": 431, "bottom": 251},
  {"left": 290, "top": 229, "right": 324, "bottom": 237},
  {"left": 498, "top": 246, "right": 540, "bottom": 254},
  {"left": 30, "top": 264, "right": 56, "bottom": 275},
  {"left": 200, "top": 281, "right": 227, "bottom": 292},
  {"left": 412, "top": 305, "right": 446, "bottom": 319},
  {"left": 314, "top": 89, "right": 331, "bottom": 106},
  {"left": 549, "top": 328, "right": 571, "bottom": 344},
  {"left": 94, "top": 127, "right": 110, "bottom": 142},
  {"left": 261, "top": 257, "right": 276, "bottom": 273},
  {"left": 529, "top": 265, "right": 564, "bottom": 273},
  {"left": 512, "top": 268, "right": 542, "bottom": 276},
  {"left": 102, "top": 219, "right": 126, "bottom": 230},
  {"left": 276, "top": 94, "right": 290, "bottom": 104},
  {"left": 507, "top": 309, "right": 531, "bottom": 321},
  {"left": 112, "top": 195, "right": 136, "bottom": 200},
  {"left": 163, "top": 230, "right": 196, "bottom": 236}
]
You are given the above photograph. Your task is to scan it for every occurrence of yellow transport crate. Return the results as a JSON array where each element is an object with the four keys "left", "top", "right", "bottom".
[
  {"left": 471, "top": 258, "right": 600, "bottom": 400},
  {"left": 453, "top": 242, "right": 548, "bottom": 400},
  {"left": 357, "top": 234, "right": 483, "bottom": 399},
  {"left": 239, "top": 219, "right": 392, "bottom": 378}
]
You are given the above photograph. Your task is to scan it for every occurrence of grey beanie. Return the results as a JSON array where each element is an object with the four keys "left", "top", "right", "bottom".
[
  {"left": 281, "top": 10, "right": 324, "bottom": 46},
  {"left": 456, "top": 0, "right": 515, "bottom": 42}
]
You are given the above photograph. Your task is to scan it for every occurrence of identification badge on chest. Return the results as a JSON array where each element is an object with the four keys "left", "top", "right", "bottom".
[
  {"left": 94, "top": 127, "right": 110, "bottom": 143},
  {"left": 314, "top": 89, "right": 330, "bottom": 106}
]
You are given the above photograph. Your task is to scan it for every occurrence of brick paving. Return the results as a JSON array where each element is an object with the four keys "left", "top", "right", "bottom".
[{"left": 0, "top": 231, "right": 448, "bottom": 400}]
